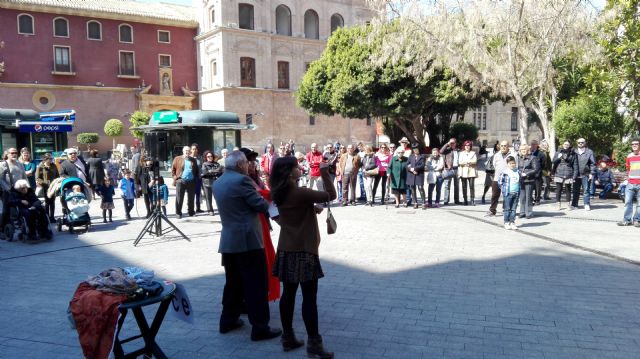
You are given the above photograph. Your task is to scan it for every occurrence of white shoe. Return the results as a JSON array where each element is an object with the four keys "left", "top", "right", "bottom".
[
  {"left": 504, "top": 223, "right": 511, "bottom": 230},
  {"left": 510, "top": 222, "right": 518, "bottom": 230},
  {"left": 585, "top": 204, "right": 591, "bottom": 211},
  {"left": 568, "top": 206, "right": 577, "bottom": 211}
]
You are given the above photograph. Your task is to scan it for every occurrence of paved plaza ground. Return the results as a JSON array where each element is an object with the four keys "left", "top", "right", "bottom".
[{"left": 1, "top": 179, "right": 639, "bottom": 359}]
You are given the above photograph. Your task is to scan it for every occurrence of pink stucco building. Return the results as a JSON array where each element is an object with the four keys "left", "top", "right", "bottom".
[{"left": 0, "top": 0, "right": 198, "bottom": 154}]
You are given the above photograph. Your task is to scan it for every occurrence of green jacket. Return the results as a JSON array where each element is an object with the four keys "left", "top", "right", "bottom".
[{"left": 388, "top": 155, "right": 407, "bottom": 190}]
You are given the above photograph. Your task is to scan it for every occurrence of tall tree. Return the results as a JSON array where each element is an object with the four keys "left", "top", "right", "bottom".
[
  {"left": 297, "top": 24, "right": 485, "bottom": 146},
  {"left": 597, "top": 0, "right": 640, "bottom": 130},
  {"left": 368, "top": 0, "right": 597, "bottom": 154}
]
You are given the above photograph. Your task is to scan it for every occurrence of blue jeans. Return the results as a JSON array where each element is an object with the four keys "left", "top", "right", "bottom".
[
  {"left": 358, "top": 170, "right": 366, "bottom": 200},
  {"left": 597, "top": 183, "right": 614, "bottom": 199},
  {"left": 571, "top": 176, "right": 591, "bottom": 207},
  {"left": 503, "top": 192, "right": 519, "bottom": 223},
  {"left": 623, "top": 183, "right": 640, "bottom": 223}
]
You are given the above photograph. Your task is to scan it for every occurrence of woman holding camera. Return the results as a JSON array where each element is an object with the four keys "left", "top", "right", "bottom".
[
  {"left": 201, "top": 150, "right": 222, "bottom": 215},
  {"left": 270, "top": 157, "right": 336, "bottom": 358}
]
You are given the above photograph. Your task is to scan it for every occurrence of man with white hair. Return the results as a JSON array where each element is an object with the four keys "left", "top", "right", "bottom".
[
  {"left": 9, "top": 179, "right": 52, "bottom": 240},
  {"left": 59, "top": 148, "right": 88, "bottom": 182},
  {"left": 0, "top": 147, "right": 27, "bottom": 192},
  {"left": 171, "top": 145, "right": 200, "bottom": 219},
  {"left": 213, "top": 150, "right": 281, "bottom": 341}
]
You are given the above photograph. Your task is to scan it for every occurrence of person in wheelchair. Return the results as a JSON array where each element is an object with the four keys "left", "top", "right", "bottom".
[{"left": 9, "top": 179, "right": 52, "bottom": 240}]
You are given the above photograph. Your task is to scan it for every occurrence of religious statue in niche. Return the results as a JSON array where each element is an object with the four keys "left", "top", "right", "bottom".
[{"left": 159, "top": 68, "right": 174, "bottom": 95}]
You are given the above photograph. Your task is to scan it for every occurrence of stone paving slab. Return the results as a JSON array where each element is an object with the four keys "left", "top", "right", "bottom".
[{"left": 1, "top": 181, "right": 639, "bottom": 359}]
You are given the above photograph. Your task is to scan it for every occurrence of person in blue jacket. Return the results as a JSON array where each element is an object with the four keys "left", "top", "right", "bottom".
[
  {"left": 150, "top": 176, "right": 169, "bottom": 216},
  {"left": 119, "top": 170, "right": 136, "bottom": 220}
]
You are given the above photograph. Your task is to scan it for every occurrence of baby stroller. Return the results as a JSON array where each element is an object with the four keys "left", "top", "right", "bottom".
[{"left": 57, "top": 177, "right": 92, "bottom": 233}]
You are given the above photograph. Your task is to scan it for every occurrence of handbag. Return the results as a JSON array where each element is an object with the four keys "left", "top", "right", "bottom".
[
  {"left": 326, "top": 201, "right": 337, "bottom": 235},
  {"left": 442, "top": 168, "right": 456, "bottom": 179}
]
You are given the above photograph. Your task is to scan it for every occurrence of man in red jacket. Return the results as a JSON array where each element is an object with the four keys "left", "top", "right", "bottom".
[{"left": 306, "top": 143, "right": 324, "bottom": 190}]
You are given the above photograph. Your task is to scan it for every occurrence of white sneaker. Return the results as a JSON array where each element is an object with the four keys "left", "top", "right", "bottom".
[
  {"left": 585, "top": 204, "right": 591, "bottom": 211},
  {"left": 504, "top": 223, "right": 511, "bottom": 230},
  {"left": 510, "top": 222, "right": 519, "bottom": 230},
  {"left": 568, "top": 206, "right": 577, "bottom": 211}
]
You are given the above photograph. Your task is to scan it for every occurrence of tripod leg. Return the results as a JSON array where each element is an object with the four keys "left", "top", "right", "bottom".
[
  {"left": 133, "top": 212, "right": 160, "bottom": 246},
  {"left": 159, "top": 212, "right": 190, "bottom": 241}
]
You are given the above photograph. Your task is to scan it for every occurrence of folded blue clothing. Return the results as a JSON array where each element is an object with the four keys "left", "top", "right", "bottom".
[{"left": 123, "top": 266, "right": 155, "bottom": 284}]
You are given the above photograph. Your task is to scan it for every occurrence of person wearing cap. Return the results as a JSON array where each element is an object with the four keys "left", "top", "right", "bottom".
[
  {"left": 406, "top": 143, "right": 426, "bottom": 209},
  {"left": 213, "top": 150, "right": 282, "bottom": 342},
  {"left": 36, "top": 153, "right": 60, "bottom": 223},
  {"left": 59, "top": 148, "right": 88, "bottom": 182},
  {"left": 440, "top": 138, "right": 461, "bottom": 205},
  {"left": 388, "top": 147, "right": 408, "bottom": 207},
  {"left": 171, "top": 145, "right": 200, "bottom": 218},
  {"left": 458, "top": 140, "right": 478, "bottom": 206}
]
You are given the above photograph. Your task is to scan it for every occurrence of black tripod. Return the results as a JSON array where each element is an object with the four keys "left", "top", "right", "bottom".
[{"left": 134, "top": 165, "right": 190, "bottom": 246}]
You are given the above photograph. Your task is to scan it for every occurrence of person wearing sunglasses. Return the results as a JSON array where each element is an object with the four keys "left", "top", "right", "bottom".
[
  {"left": 60, "top": 148, "right": 88, "bottom": 183},
  {"left": 571, "top": 138, "right": 596, "bottom": 211},
  {"left": 618, "top": 139, "right": 640, "bottom": 226},
  {"left": 0, "top": 148, "right": 27, "bottom": 192}
]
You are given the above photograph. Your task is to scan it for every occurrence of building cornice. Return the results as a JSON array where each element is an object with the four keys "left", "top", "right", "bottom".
[
  {"left": 195, "top": 26, "right": 328, "bottom": 46},
  {"left": 0, "top": 82, "right": 139, "bottom": 92},
  {"left": 0, "top": 2, "right": 198, "bottom": 28},
  {"left": 199, "top": 86, "right": 295, "bottom": 95}
]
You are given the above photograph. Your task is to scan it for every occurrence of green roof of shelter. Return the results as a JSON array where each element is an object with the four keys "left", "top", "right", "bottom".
[{"left": 0, "top": 109, "right": 39, "bottom": 121}]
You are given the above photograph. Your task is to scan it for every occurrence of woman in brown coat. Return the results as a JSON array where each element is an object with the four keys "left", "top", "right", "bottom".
[{"left": 270, "top": 157, "right": 337, "bottom": 358}]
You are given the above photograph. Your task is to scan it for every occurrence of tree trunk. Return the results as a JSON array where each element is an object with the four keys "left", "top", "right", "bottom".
[{"left": 511, "top": 92, "right": 529, "bottom": 144}]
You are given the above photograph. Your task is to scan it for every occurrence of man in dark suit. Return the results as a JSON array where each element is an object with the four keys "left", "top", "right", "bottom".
[
  {"left": 213, "top": 150, "right": 281, "bottom": 341},
  {"left": 59, "top": 148, "right": 88, "bottom": 182}
]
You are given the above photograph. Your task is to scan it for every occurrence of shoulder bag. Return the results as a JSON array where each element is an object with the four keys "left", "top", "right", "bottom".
[{"left": 326, "top": 200, "right": 337, "bottom": 235}]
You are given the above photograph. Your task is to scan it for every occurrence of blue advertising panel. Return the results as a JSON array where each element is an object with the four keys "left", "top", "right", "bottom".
[{"left": 19, "top": 123, "right": 73, "bottom": 133}]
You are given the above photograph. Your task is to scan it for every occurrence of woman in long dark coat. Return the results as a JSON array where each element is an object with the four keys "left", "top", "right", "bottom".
[
  {"left": 86, "top": 150, "right": 105, "bottom": 199},
  {"left": 406, "top": 143, "right": 426, "bottom": 209},
  {"left": 552, "top": 140, "right": 579, "bottom": 210},
  {"left": 134, "top": 156, "right": 152, "bottom": 218}
]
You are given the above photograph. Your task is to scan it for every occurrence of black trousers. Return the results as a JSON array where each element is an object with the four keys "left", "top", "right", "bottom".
[
  {"left": 175, "top": 179, "right": 195, "bottom": 215},
  {"left": 203, "top": 184, "right": 214, "bottom": 212},
  {"left": 489, "top": 181, "right": 501, "bottom": 215},
  {"left": 142, "top": 193, "right": 151, "bottom": 216},
  {"left": 220, "top": 249, "right": 270, "bottom": 333},
  {"left": 372, "top": 172, "right": 388, "bottom": 202},
  {"left": 279, "top": 279, "right": 319, "bottom": 336},
  {"left": 122, "top": 198, "right": 134, "bottom": 217},
  {"left": 409, "top": 185, "right": 426, "bottom": 204},
  {"left": 461, "top": 177, "right": 475, "bottom": 203},
  {"left": 43, "top": 189, "right": 55, "bottom": 220}
]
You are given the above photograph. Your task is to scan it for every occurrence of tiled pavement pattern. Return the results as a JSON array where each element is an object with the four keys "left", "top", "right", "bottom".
[{"left": 1, "top": 181, "right": 639, "bottom": 359}]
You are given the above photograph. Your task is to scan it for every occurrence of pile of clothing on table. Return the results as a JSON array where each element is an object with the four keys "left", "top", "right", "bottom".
[{"left": 68, "top": 267, "right": 164, "bottom": 359}]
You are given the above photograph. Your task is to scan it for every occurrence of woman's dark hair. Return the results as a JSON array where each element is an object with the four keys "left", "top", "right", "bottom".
[
  {"left": 203, "top": 150, "right": 216, "bottom": 162},
  {"left": 157, "top": 176, "right": 165, "bottom": 185},
  {"left": 270, "top": 156, "right": 299, "bottom": 206},
  {"left": 90, "top": 149, "right": 98, "bottom": 158}
]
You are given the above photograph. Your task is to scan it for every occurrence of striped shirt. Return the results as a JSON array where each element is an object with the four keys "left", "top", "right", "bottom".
[{"left": 627, "top": 152, "right": 640, "bottom": 185}]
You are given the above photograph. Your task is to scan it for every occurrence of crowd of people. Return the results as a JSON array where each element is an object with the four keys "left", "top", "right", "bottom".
[{"left": 255, "top": 136, "right": 640, "bottom": 230}]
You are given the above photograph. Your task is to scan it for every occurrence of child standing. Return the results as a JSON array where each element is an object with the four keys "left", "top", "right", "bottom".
[
  {"left": 150, "top": 176, "right": 169, "bottom": 216},
  {"left": 498, "top": 156, "right": 521, "bottom": 230},
  {"left": 97, "top": 178, "right": 115, "bottom": 223},
  {"left": 120, "top": 170, "right": 135, "bottom": 220}
]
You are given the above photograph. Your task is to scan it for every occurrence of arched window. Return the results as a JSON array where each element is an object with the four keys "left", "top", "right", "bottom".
[
  {"left": 330, "top": 13, "right": 344, "bottom": 34},
  {"left": 304, "top": 9, "right": 319, "bottom": 39},
  {"left": 238, "top": 3, "right": 254, "bottom": 30},
  {"left": 210, "top": 8, "right": 216, "bottom": 25},
  {"left": 275, "top": 5, "right": 291, "bottom": 36},
  {"left": 119, "top": 24, "right": 133, "bottom": 43},
  {"left": 17, "top": 14, "right": 34, "bottom": 35},
  {"left": 87, "top": 21, "right": 102, "bottom": 40},
  {"left": 53, "top": 17, "right": 69, "bottom": 37}
]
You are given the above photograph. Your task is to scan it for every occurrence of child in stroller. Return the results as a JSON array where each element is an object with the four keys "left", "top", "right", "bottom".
[
  {"left": 66, "top": 184, "right": 90, "bottom": 220},
  {"left": 8, "top": 179, "right": 52, "bottom": 241}
]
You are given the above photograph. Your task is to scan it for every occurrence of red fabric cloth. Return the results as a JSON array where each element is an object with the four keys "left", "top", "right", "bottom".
[
  {"left": 69, "top": 282, "right": 128, "bottom": 359},
  {"left": 258, "top": 189, "right": 280, "bottom": 302}
]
